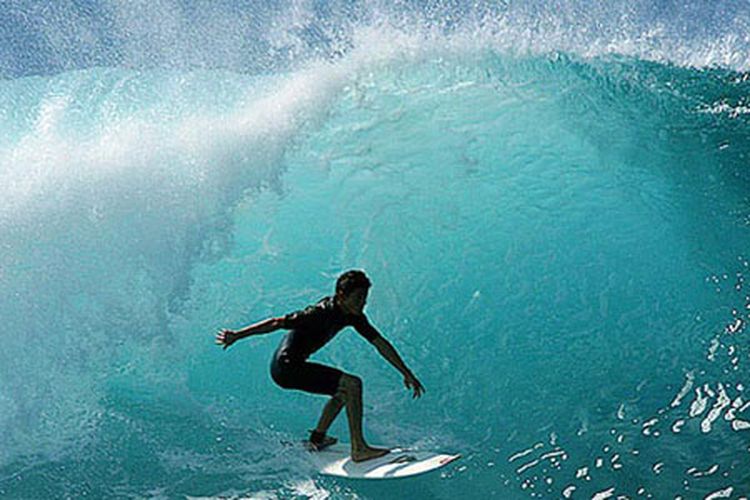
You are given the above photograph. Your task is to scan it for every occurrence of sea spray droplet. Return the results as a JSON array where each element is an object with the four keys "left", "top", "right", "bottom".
[
  {"left": 617, "top": 404, "right": 626, "bottom": 419},
  {"left": 708, "top": 338, "right": 720, "bottom": 361},
  {"left": 725, "top": 396, "right": 744, "bottom": 420},
  {"left": 687, "top": 464, "right": 719, "bottom": 477},
  {"left": 642, "top": 418, "right": 658, "bottom": 436},
  {"left": 591, "top": 487, "right": 615, "bottom": 499},
  {"left": 727, "top": 318, "right": 743, "bottom": 334},
  {"left": 562, "top": 485, "right": 576, "bottom": 498},
  {"left": 508, "top": 442, "right": 544, "bottom": 462},
  {"left": 705, "top": 487, "right": 733, "bottom": 499}
]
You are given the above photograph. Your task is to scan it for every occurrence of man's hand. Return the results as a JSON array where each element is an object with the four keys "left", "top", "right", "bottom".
[
  {"left": 404, "top": 372, "right": 425, "bottom": 399},
  {"left": 215, "top": 329, "right": 239, "bottom": 350}
]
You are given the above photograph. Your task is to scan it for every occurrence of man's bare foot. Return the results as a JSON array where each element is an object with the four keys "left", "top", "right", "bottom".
[
  {"left": 351, "top": 446, "right": 390, "bottom": 463},
  {"left": 307, "top": 434, "right": 337, "bottom": 451}
]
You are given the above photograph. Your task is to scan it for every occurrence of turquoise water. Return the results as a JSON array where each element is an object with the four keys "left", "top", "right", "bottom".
[{"left": 2, "top": 4, "right": 750, "bottom": 499}]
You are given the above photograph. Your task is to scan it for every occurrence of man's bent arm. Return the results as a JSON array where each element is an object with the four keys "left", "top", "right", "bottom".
[{"left": 372, "top": 336, "right": 413, "bottom": 377}]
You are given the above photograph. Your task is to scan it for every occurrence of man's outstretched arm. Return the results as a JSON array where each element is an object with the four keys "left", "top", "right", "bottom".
[
  {"left": 215, "top": 317, "right": 284, "bottom": 350},
  {"left": 371, "top": 336, "right": 425, "bottom": 398}
]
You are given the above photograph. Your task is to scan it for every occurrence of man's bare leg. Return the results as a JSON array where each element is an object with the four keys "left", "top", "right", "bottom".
[
  {"left": 314, "top": 395, "right": 345, "bottom": 435},
  {"left": 337, "top": 374, "right": 389, "bottom": 462}
]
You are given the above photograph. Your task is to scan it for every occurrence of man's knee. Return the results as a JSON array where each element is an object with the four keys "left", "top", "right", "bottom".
[{"left": 336, "top": 374, "right": 362, "bottom": 399}]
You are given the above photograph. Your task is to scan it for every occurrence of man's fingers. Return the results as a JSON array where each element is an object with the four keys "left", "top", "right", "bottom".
[
  {"left": 215, "top": 330, "right": 231, "bottom": 349},
  {"left": 413, "top": 385, "right": 423, "bottom": 398}
]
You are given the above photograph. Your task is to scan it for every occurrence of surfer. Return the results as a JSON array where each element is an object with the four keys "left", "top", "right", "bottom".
[{"left": 215, "top": 269, "right": 425, "bottom": 462}]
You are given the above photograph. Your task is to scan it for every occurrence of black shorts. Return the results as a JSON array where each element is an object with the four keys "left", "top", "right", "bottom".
[{"left": 270, "top": 349, "right": 343, "bottom": 396}]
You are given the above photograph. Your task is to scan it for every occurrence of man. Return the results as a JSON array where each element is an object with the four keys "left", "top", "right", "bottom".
[{"left": 215, "top": 269, "right": 425, "bottom": 462}]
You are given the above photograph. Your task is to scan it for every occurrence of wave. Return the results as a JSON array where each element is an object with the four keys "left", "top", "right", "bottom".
[{"left": 1, "top": 8, "right": 749, "bottom": 496}]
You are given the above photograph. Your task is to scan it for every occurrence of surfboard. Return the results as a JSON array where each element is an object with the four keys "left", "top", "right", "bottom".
[{"left": 307, "top": 443, "right": 461, "bottom": 479}]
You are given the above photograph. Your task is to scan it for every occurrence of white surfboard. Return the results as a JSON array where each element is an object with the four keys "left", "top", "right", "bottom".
[{"left": 307, "top": 443, "right": 461, "bottom": 479}]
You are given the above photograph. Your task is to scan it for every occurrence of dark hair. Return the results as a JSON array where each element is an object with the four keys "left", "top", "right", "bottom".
[{"left": 336, "top": 269, "right": 371, "bottom": 295}]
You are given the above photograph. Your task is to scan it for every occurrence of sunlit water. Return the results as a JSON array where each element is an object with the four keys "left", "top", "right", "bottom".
[{"left": 1, "top": 2, "right": 749, "bottom": 498}]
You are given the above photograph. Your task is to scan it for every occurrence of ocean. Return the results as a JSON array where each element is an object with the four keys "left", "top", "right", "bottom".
[{"left": 1, "top": 1, "right": 749, "bottom": 498}]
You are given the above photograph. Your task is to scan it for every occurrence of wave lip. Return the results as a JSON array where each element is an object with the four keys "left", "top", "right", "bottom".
[{"left": 2, "top": 1, "right": 750, "bottom": 78}]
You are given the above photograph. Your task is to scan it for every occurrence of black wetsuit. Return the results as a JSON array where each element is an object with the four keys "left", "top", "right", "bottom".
[{"left": 270, "top": 296, "right": 382, "bottom": 396}]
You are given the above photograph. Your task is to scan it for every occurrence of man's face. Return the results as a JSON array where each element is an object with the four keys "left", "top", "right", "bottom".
[{"left": 338, "top": 287, "right": 368, "bottom": 315}]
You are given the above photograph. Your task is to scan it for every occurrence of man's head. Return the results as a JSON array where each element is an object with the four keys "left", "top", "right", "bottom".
[{"left": 335, "top": 269, "right": 371, "bottom": 315}]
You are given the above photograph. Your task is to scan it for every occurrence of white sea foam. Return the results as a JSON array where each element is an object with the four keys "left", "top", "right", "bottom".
[
  {"left": 701, "top": 384, "right": 731, "bottom": 433},
  {"left": 671, "top": 371, "right": 695, "bottom": 407},
  {"left": 690, "top": 387, "right": 709, "bottom": 417}
]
